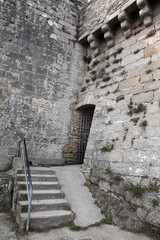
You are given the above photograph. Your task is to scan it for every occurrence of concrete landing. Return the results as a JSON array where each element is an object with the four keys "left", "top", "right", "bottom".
[{"left": 51, "top": 165, "right": 103, "bottom": 227}]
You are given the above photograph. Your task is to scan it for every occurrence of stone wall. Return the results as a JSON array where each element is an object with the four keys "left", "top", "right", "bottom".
[
  {"left": 0, "top": 170, "right": 14, "bottom": 211},
  {"left": 79, "top": 0, "right": 128, "bottom": 36},
  {"left": 0, "top": 0, "right": 160, "bottom": 232},
  {"left": 0, "top": 0, "right": 85, "bottom": 169},
  {"left": 78, "top": 0, "right": 160, "bottom": 230}
]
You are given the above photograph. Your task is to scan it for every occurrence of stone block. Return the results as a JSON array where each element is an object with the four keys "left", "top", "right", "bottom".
[
  {"left": 125, "top": 191, "right": 133, "bottom": 202},
  {"left": 121, "top": 46, "right": 132, "bottom": 58},
  {"left": 155, "top": 20, "right": 160, "bottom": 31},
  {"left": 90, "top": 176, "right": 99, "bottom": 184},
  {"left": 143, "top": 80, "right": 160, "bottom": 92},
  {"left": 147, "top": 113, "right": 160, "bottom": 126},
  {"left": 93, "top": 48, "right": 100, "bottom": 57},
  {"left": 121, "top": 84, "right": 143, "bottom": 96},
  {"left": 143, "top": 15, "right": 153, "bottom": 27},
  {"left": 121, "top": 20, "right": 131, "bottom": 31},
  {"left": 115, "top": 140, "right": 132, "bottom": 150},
  {"left": 147, "top": 102, "right": 160, "bottom": 114},
  {"left": 87, "top": 34, "right": 95, "bottom": 43},
  {"left": 137, "top": 0, "right": 147, "bottom": 9},
  {"left": 133, "top": 138, "right": 149, "bottom": 150},
  {"left": 132, "top": 41, "right": 148, "bottom": 53},
  {"left": 12, "top": 157, "right": 23, "bottom": 171},
  {"left": 99, "top": 180, "right": 111, "bottom": 191},
  {"left": 118, "top": 11, "right": 132, "bottom": 39},
  {"left": 125, "top": 56, "right": 150, "bottom": 72},
  {"left": 121, "top": 50, "right": 144, "bottom": 67},
  {"left": 104, "top": 31, "right": 114, "bottom": 40},
  {"left": 119, "top": 76, "right": 139, "bottom": 89},
  {"left": 154, "top": 89, "right": 160, "bottom": 101},
  {"left": 132, "top": 92, "right": 153, "bottom": 104},
  {"left": 107, "top": 39, "right": 115, "bottom": 48},
  {"left": 145, "top": 45, "right": 160, "bottom": 58},
  {"left": 149, "top": 166, "right": 160, "bottom": 178},
  {"left": 140, "top": 73, "right": 152, "bottom": 83},
  {"left": 124, "top": 29, "right": 132, "bottom": 39},
  {"left": 137, "top": 0, "right": 153, "bottom": 27},
  {"left": 90, "top": 41, "right": 98, "bottom": 50},
  {"left": 126, "top": 127, "right": 142, "bottom": 140},
  {"left": 144, "top": 126, "right": 160, "bottom": 139},
  {"left": 146, "top": 209, "right": 160, "bottom": 227},
  {"left": 127, "top": 65, "right": 144, "bottom": 78},
  {"left": 118, "top": 11, "right": 130, "bottom": 22},
  {"left": 91, "top": 167, "right": 106, "bottom": 179},
  {"left": 140, "top": 5, "right": 151, "bottom": 19},
  {"left": 153, "top": 69, "right": 160, "bottom": 80}
]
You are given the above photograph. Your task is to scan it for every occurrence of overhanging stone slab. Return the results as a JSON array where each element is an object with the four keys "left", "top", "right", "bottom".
[{"left": 78, "top": 31, "right": 89, "bottom": 44}]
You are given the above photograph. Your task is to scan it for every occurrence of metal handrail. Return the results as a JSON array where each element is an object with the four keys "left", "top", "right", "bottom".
[{"left": 17, "top": 139, "right": 32, "bottom": 231}]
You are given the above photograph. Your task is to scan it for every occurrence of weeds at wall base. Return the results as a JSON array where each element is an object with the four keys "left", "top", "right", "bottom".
[
  {"left": 70, "top": 224, "right": 82, "bottom": 231},
  {"left": 136, "top": 223, "right": 160, "bottom": 239},
  {"left": 69, "top": 216, "right": 113, "bottom": 232}
]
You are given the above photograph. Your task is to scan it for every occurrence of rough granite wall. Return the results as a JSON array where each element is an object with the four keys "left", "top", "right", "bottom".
[
  {"left": 0, "top": 0, "right": 85, "bottom": 169},
  {"left": 78, "top": 0, "right": 160, "bottom": 231}
]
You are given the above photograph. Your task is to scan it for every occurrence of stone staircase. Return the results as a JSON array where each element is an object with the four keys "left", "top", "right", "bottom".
[{"left": 13, "top": 167, "right": 74, "bottom": 230}]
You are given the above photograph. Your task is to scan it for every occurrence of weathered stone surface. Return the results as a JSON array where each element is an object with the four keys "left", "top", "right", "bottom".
[
  {"left": 146, "top": 208, "right": 160, "bottom": 227},
  {"left": 99, "top": 180, "right": 111, "bottom": 192},
  {"left": 0, "top": 171, "right": 14, "bottom": 211},
  {"left": 145, "top": 45, "right": 160, "bottom": 58},
  {"left": 1, "top": 0, "right": 160, "bottom": 232},
  {"left": 118, "top": 11, "right": 132, "bottom": 39},
  {"left": 137, "top": 208, "right": 148, "bottom": 220},
  {"left": 0, "top": 0, "right": 84, "bottom": 168}
]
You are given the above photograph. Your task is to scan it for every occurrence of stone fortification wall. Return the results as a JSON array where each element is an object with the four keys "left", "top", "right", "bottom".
[
  {"left": 78, "top": 0, "right": 160, "bottom": 232},
  {"left": 0, "top": 0, "right": 85, "bottom": 169},
  {"left": 79, "top": 0, "right": 128, "bottom": 36}
]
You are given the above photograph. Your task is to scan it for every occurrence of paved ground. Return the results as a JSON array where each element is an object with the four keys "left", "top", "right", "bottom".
[
  {"left": 51, "top": 165, "right": 103, "bottom": 227},
  {"left": 0, "top": 213, "right": 152, "bottom": 240},
  {"left": 0, "top": 213, "right": 17, "bottom": 240},
  {"left": 25, "top": 226, "right": 152, "bottom": 240}
]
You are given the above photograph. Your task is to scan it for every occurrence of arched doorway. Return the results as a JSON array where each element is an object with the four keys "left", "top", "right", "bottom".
[{"left": 76, "top": 104, "right": 95, "bottom": 164}]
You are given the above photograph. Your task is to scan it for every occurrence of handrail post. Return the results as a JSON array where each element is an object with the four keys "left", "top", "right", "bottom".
[{"left": 17, "top": 139, "right": 32, "bottom": 231}]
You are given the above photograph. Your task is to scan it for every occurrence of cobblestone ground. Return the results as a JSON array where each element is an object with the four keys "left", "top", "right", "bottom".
[{"left": 0, "top": 213, "right": 152, "bottom": 240}]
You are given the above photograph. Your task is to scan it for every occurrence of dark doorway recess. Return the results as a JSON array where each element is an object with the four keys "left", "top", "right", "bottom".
[{"left": 76, "top": 104, "right": 95, "bottom": 164}]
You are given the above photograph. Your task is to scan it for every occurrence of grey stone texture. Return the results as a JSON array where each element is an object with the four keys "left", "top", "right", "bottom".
[
  {"left": 0, "top": 213, "right": 152, "bottom": 240},
  {"left": 78, "top": 0, "right": 160, "bottom": 231},
  {"left": 0, "top": 0, "right": 160, "bottom": 234},
  {"left": 0, "top": 170, "right": 14, "bottom": 211},
  {"left": 13, "top": 167, "right": 74, "bottom": 230},
  {"left": 0, "top": 0, "right": 85, "bottom": 168}
]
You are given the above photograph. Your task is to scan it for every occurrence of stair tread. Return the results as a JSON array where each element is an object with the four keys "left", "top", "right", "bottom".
[
  {"left": 17, "top": 168, "right": 55, "bottom": 174},
  {"left": 17, "top": 174, "right": 56, "bottom": 177},
  {"left": 30, "top": 167, "right": 54, "bottom": 171},
  {"left": 17, "top": 181, "right": 59, "bottom": 185},
  {"left": 19, "top": 199, "right": 68, "bottom": 205},
  {"left": 21, "top": 210, "right": 73, "bottom": 219},
  {"left": 18, "top": 189, "right": 62, "bottom": 194}
]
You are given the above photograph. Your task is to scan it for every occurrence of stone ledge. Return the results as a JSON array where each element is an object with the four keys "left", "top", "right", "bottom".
[{"left": 78, "top": 0, "right": 153, "bottom": 45}]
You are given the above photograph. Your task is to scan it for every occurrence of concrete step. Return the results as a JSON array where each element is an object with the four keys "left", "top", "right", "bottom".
[
  {"left": 18, "top": 190, "right": 64, "bottom": 201},
  {"left": 17, "top": 168, "right": 55, "bottom": 175},
  {"left": 19, "top": 210, "right": 74, "bottom": 230},
  {"left": 17, "top": 181, "right": 61, "bottom": 190},
  {"left": 16, "top": 174, "right": 57, "bottom": 182},
  {"left": 17, "top": 199, "right": 70, "bottom": 212}
]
